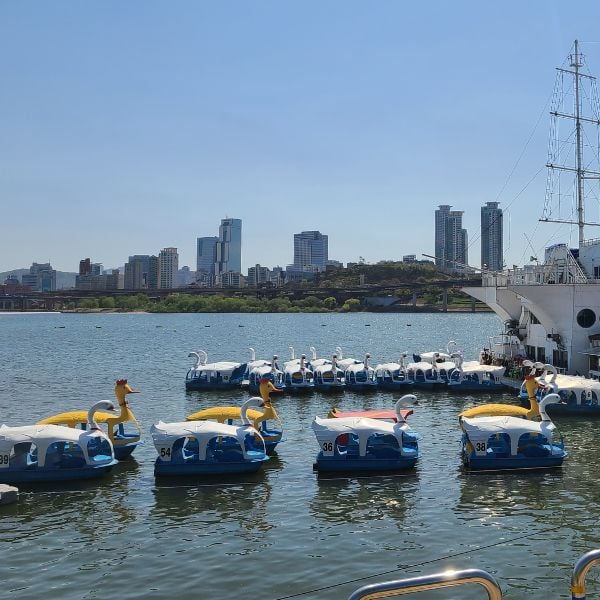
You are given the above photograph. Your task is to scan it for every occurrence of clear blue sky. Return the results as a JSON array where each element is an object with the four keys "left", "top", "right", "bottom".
[{"left": 2, "top": 1, "right": 600, "bottom": 272}]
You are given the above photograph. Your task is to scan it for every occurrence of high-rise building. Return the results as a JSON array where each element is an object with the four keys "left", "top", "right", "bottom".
[
  {"left": 79, "top": 258, "right": 91, "bottom": 276},
  {"left": 158, "top": 247, "right": 179, "bottom": 289},
  {"left": 481, "top": 201, "right": 503, "bottom": 271},
  {"left": 293, "top": 231, "right": 328, "bottom": 272},
  {"left": 124, "top": 255, "right": 150, "bottom": 289},
  {"left": 147, "top": 256, "right": 159, "bottom": 289},
  {"left": 215, "top": 218, "right": 242, "bottom": 276},
  {"left": 196, "top": 236, "right": 218, "bottom": 280},
  {"left": 434, "top": 205, "right": 468, "bottom": 271},
  {"left": 247, "top": 264, "right": 270, "bottom": 287},
  {"left": 22, "top": 262, "right": 57, "bottom": 292}
]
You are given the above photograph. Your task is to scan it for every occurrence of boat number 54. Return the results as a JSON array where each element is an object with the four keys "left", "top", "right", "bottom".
[
  {"left": 475, "top": 442, "right": 486, "bottom": 452},
  {"left": 322, "top": 442, "right": 333, "bottom": 452},
  {"left": 160, "top": 447, "right": 171, "bottom": 458}
]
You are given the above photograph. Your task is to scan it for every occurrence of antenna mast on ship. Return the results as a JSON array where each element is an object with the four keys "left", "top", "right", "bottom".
[{"left": 542, "top": 39, "right": 600, "bottom": 248}]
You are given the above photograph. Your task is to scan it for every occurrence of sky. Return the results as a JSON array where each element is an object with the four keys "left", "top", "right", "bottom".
[{"left": 2, "top": 1, "right": 600, "bottom": 273}]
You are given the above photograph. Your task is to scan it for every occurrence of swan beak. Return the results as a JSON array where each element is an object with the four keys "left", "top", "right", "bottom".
[{"left": 128, "top": 390, "right": 141, "bottom": 394}]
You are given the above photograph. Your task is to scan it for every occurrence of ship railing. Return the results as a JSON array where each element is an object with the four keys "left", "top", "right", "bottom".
[
  {"left": 347, "top": 568, "right": 502, "bottom": 600},
  {"left": 346, "top": 549, "right": 600, "bottom": 599},
  {"left": 481, "top": 262, "right": 588, "bottom": 287}
]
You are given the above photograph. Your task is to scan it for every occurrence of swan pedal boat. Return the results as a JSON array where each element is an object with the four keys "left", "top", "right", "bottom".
[
  {"left": 460, "top": 393, "right": 567, "bottom": 471},
  {"left": 343, "top": 353, "right": 378, "bottom": 391},
  {"left": 374, "top": 353, "right": 412, "bottom": 390},
  {"left": 312, "top": 354, "right": 345, "bottom": 392},
  {"left": 37, "top": 379, "right": 142, "bottom": 460},
  {"left": 283, "top": 349, "right": 315, "bottom": 393},
  {"left": 244, "top": 353, "right": 286, "bottom": 393},
  {"left": 152, "top": 397, "right": 269, "bottom": 476},
  {"left": 0, "top": 401, "right": 118, "bottom": 483},
  {"left": 447, "top": 360, "right": 505, "bottom": 391},
  {"left": 186, "top": 384, "right": 284, "bottom": 455},
  {"left": 312, "top": 395, "right": 420, "bottom": 473},
  {"left": 185, "top": 350, "right": 247, "bottom": 390}
]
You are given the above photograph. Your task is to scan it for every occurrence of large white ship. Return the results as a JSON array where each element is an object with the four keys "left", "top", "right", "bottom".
[{"left": 464, "top": 41, "right": 600, "bottom": 377}]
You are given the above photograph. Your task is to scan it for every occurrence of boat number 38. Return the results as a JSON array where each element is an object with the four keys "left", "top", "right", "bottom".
[
  {"left": 322, "top": 442, "right": 333, "bottom": 452},
  {"left": 475, "top": 442, "right": 486, "bottom": 452},
  {"left": 159, "top": 447, "right": 171, "bottom": 458}
]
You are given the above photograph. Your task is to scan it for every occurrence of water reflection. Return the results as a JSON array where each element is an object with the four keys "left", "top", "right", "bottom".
[
  {"left": 310, "top": 473, "right": 417, "bottom": 525},
  {"left": 151, "top": 477, "right": 273, "bottom": 533}
]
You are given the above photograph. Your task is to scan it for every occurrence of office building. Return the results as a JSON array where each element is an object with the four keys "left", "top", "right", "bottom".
[
  {"left": 196, "top": 236, "right": 218, "bottom": 280},
  {"left": 79, "top": 258, "right": 91, "bottom": 276},
  {"left": 124, "top": 255, "right": 150, "bottom": 290},
  {"left": 22, "top": 262, "right": 57, "bottom": 292},
  {"left": 247, "top": 264, "right": 271, "bottom": 287},
  {"left": 481, "top": 201, "right": 503, "bottom": 271},
  {"left": 147, "top": 256, "right": 159, "bottom": 289},
  {"left": 215, "top": 218, "right": 242, "bottom": 276},
  {"left": 293, "top": 231, "right": 328, "bottom": 272},
  {"left": 158, "top": 247, "right": 179, "bottom": 289},
  {"left": 434, "top": 205, "right": 468, "bottom": 272}
]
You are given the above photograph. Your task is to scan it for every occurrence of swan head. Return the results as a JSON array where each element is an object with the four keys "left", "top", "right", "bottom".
[
  {"left": 188, "top": 350, "right": 208, "bottom": 367},
  {"left": 539, "top": 392, "right": 562, "bottom": 421},
  {"left": 394, "top": 394, "right": 418, "bottom": 423},
  {"left": 240, "top": 396, "right": 265, "bottom": 425},
  {"left": 87, "top": 400, "right": 115, "bottom": 429}
]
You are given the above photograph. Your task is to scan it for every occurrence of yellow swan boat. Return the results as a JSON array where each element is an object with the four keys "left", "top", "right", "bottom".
[
  {"left": 186, "top": 379, "right": 283, "bottom": 454},
  {"left": 38, "top": 379, "right": 142, "bottom": 459}
]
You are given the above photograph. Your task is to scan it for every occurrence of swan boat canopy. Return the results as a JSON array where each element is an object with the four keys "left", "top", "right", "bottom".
[
  {"left": 312, "top": 355, "right": 345, "bottom": 392},
  {"left": 245, "top": 356, "right": 285, "bottom": 393},
  {"left": 152, "top": 398, "right": 269, "bottom": 476},
  {"left": 375, "top": 353, "right": 412, "bottom": 389},
  {"left": 185, "top": 350, "right": 247, "bottom": 390},
  {"left": 344, "top": 353, "right": 378, "bottom": 391},
  {"left": 312, "top": 395, "right": 419, "bottom": 473},
  {"left": 283, "top": 348, "right": 314, "bottom": 392},
  {"left": 37, "top": 379, "right": 142, "bottom": 459},
  {"left": 460, "top": 393, "right": 566, "bottom": 471},
  {"left": 534, "top": 368, "right": 600, "bottom": 415},
  {"left": 0, "top": 401, "right": 118, "bottom": 482},
  {"left": 447, "top": 359, "right": 506, "bottom": 391}
]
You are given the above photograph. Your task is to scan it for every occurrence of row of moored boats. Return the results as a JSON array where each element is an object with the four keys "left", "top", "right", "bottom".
[
  {"left": 185, "top": 343, "right": 507, "bottom": 393},
  {"left": 0, "top": 361, "right": 586, "bottom": 483}
]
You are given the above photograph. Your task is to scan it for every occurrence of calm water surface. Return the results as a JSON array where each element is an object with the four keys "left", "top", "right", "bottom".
[{"left": 1, "top": 312, "right": 600, "bottom": 599}]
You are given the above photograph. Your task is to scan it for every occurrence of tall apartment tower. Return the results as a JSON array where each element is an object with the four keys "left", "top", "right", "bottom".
[
  {"left": 158, "top": 247, "right": 179, "bottom": 289},
  {"left": 124, "top": 255, "right": 150, "bottom": 289},
  {"left": 481, "top": 201, "right": 503, "bottom": 271},
  {"left": 196, "top": 237, "right": 218, "bottom": 276},
  {"left": 293, "top": 231, "right": 328, "bottom": 271},
  {"left": 215, "top": 218, "right": 242, "bottom": 275},
  {"left": 434, "top": 205, "right": 468, "bottom": 271}
]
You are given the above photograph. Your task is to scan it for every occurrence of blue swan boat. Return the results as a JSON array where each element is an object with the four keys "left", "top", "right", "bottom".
[
  {"left": 0, "top": 401, "right": 118, "bottom": 483},
  {"left": 282, "top": 347, "right": 315, "bottom": 393},
  {"left": 311, "top": 395, "right": 420, "bottom": 473},
  {"left": 344, "top": 353, "right": 378, "bottom": 391},
  {"left": 460, "top": 392, "right": 567, "bottom": 471},
  {"left": 185, "top": 350, "right": 247, "bottom": 390},
  {"left": 151, "top": 397, "right": 269, "bottom": 476}
]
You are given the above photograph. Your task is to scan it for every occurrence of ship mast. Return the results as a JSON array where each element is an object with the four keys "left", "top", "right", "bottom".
[{"left": 542, "top": 39, "right": 600, "bottom": 248}]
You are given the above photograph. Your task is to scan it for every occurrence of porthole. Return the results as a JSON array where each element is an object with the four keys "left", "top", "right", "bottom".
[{"left": 577, "top": 308, "right": 596, "bottom": 328}]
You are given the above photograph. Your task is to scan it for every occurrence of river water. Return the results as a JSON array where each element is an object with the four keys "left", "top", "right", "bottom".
[{"left": 1, "top": 312, "right": 599, "bottom": 599}]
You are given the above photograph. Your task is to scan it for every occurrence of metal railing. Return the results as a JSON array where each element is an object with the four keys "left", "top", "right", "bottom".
[
  {"left": 571, "top": 549, "right": 600, "bottom": 600},
  {"left": 347, "top": 569, "right": 502, "bottom": 600}
]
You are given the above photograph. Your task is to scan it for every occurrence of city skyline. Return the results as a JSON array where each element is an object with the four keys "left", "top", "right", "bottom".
[{"left": 1, "top": 3, "right": 599, "bottom": 272}]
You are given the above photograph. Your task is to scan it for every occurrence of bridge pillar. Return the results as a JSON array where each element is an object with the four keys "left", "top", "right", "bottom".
[
  {"left": 412, "top": 290, "right": 417, "bottom": 306},
  {"left": 471, "top": 297, "right": 476, "bottom": 312},
  {"left": 442, "top": 289, "right": 448, "bottom": 312}
]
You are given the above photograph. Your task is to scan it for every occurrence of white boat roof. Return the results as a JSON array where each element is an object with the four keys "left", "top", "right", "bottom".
[
  {"left": 247, "top": 359, "right": 270, "bottom": 370},
  {"left": 337, "top": 357, "right": 359, "bottom": 369},
  {"left": 192, "top": 361, "right": 242, "bottom": 373},
  {"left": 375, "top": 362, "right": 403, "bottom": 372},
  {"left": 313, "top": 363, "right": 342, "bottom": 375},
  {"left": 0, "top": 424, "right": 111, "bottom": 467},
  {"left": 310, "top": 358, "right": 331, "bottom": 367},
  {"left": 406, "top": 361, "right": 437, "bottom": 370},
  {"left": 460, "top": 363, "right": 505, "bottom": 375},
  {"left": 420, "top": 351, "right": 451, "bottom": 363},
  {"left": 345, "top": 363, "right": 373, "bottom": 374},
  {"left": 540, "top": 373, "right": 600, "bottom": 391},
  {"left": 434, "top": 360, "right": 458, "bottom": 371},
  {"left": 461, "top": 415, "right": 551, "bottom": 437}
]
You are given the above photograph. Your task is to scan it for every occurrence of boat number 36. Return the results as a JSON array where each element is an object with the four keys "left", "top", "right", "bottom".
[
  {"left": 0, "top": 454, "right": 9, "bottom": 465},
  {"left": 159, "top": 447, "right": 171, "bottom": 458},
  {"left": 475, "top": 442, "right": 486, "bottom": 452},
  {"left": 322, "top": 442, "right": 334, "bottom": 452}
]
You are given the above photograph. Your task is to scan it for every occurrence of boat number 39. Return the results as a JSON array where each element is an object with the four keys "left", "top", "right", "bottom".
[
  {"left": 0, "top": 454, "right": 9, "bottom": 465},
  {"left": 475, "top": 442, "right": 486, "bottom": 452},
  {"left": 160, "top": 447, "right": 171, "bottom": 458},
  {"left": 322, "top": 442, "right": 333, "bottom": 452}
]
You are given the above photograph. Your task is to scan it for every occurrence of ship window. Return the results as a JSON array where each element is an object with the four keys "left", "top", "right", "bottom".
[
  {"left": 577, "top": 309, "right": 596, "bottom": 328},
  {"left": 553, "top": 350, "right": 568, "bottom": 369},
  {"left": 530, "top": 312, "right": 540, "bottom": 324}
]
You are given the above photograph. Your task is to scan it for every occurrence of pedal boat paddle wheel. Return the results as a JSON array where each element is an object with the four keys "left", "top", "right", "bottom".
[
  {"left": 460, "top": 392, "right": 567, "bottom": 471},
  {"left": 38, "top": 379, "right": 142, "bottom": 460},
  {"left": 186, "top": 379, "right": 284, "bottom": 455},
  {"left": 152, "top": 397, "right": 269, "bottom": 476},
  {"left": 0, "top": 401, "right": 118, "bottom": 483},
  {"left": 312, "top": 394, "right": 420, "bottom": 473}
]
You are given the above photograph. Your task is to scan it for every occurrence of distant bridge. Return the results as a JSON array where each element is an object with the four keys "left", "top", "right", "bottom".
[{"left": 1, "top": 275, "right": 482, "bottom": 311}]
